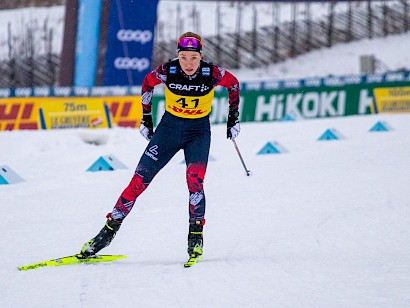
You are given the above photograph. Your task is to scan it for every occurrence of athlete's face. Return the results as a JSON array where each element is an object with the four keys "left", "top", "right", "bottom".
[{"left": 178, "top": 51, "right": 202, "bottom": 76}]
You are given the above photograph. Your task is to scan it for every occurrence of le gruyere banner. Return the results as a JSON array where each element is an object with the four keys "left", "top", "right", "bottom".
[
  {"left": 39, "top": 98, "right": 111, "bottom": 129},
  {"left": 373, "top": 87, "right": 410, "bottom": 113}
]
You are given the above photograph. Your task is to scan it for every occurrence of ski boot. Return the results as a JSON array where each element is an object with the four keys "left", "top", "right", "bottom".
[
  {"left": 79, "top": 214, "right": 122, "bottom": 258},
  {"left": 184, "top": 219, "right": 204, "bottom": 267}
]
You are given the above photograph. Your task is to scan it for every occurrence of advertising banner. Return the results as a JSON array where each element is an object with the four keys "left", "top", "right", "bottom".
[
  {"left": 0, "top": 97, "right": 141, "bottom": 131},
  {"left": 104, "top": 96, "right": 142, "bottom": 127},
  {"left": 74, "top": 0, "right": 103, "bottom": 87},
  {"left": 0, "top": 98, "right": 40, "bottom": 130},
  {"left": 373, "top": 87, "right": 410, "bottom": 113},
  {"left": 1, "top": 72, "right": 409, "bottom": 131},
  {"left": 150, "top": 81, "right": 410, "bottom": 125},
  {"left": 103, "top": 0, "right": 160, "bottom": 86},
  {"left": 39, "top": 98, "right": 111, "bottom": 129}
]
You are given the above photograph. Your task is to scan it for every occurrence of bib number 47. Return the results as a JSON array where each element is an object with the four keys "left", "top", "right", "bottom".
[{"left": 176, "top": 98, "right": 199, "bottom": 109}]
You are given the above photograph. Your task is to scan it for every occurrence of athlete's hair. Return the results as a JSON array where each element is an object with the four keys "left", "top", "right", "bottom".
[
  {"left": 177, "top": 32, "right": 203, "bottom": 54},
  {"left": 178, "top": 32, "right": 202, "bottom": 42}
]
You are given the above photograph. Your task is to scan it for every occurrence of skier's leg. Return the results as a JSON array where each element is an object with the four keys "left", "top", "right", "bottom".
[
  {"left": 81, "top": 120, "right": 181, "bottom": 256},
  {"left": 184, "top": 130, "right": 210, "bottom": 222},
  {"left": 183, "top": 124, "right": 210, "bottom": 257},
  {"left": 80, "top": 214, "right": 121, "bottom": 258}
]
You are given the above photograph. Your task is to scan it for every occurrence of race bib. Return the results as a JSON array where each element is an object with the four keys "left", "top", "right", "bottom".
[{"left": 165, "top": 86, "right": 214, "bottom": 118}]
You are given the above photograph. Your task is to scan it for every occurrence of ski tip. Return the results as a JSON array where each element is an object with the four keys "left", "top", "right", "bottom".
[{"left": 17, "top": 254, "right": 127, "bottom": 271}]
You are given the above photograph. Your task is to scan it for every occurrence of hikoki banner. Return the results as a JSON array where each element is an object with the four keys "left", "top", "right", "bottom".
[
  {"left": 0, "top": 97, "right": 142, "bottom": 131},
  {"left": 150, "top": 81, "right": 410, "bottom": 125},
  {"left": 372, "top": 87, "right": 410, "bottom": 113}
]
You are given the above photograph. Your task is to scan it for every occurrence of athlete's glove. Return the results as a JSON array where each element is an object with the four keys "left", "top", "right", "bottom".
[
  {"left": 227, "top": 110, "right": 240, "bottom": 140},
  {"left": 139, "top": 113, "right": 154, "bottom": 141}
]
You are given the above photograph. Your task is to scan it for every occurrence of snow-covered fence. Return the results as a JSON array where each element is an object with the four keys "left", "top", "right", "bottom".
[
  {"left": 153, "top": 0, "right": 410, "bottom": 69},
  {"left": 0, "top": 17, "right": 59, "bottom": 87}
]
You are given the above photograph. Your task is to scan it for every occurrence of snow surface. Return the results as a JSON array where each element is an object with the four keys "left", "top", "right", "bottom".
[
  {"left": 1, "top": 113, "right": 410, "bottom": 307},
  {"left": 1, "top": 3, "right": 410, "bottom": 307}
]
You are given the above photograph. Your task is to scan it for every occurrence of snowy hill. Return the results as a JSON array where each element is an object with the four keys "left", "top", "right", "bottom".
[
  {"left": 1, "top": 113, "right": 410, "bottom": 307},
  {"left": 231, "top": 32, "right": 410, "bottom": 81}
]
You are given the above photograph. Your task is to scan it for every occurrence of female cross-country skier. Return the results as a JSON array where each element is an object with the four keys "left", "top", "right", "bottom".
[{"left": 80, "top": 31, "right": 241, "bottom": 266}]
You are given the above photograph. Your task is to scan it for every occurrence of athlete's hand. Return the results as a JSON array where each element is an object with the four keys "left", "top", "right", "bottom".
[
  {"left": 227, "top": 110, "right": 240, "bottom": 140},
  {"left": 140, "top": 113, "right": 154, "bottom": 141}
]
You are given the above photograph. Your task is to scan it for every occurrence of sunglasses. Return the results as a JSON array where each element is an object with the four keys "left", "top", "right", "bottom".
[{"left": 177, "top": 37, "right": 202, "bottom": 52}]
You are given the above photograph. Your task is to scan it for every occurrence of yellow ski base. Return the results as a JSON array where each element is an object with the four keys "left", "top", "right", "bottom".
[
  {"left": 184, "top": 255, "right": 202, "bottom": 268},
  {"left": 18, "top": 254, "right": 127, "bottom": 271}
]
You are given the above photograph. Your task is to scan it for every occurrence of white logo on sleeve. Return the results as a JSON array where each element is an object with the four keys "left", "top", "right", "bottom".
[
  {"left": 149, "top": 145, "right": 158, "bottom": 155},
  {"left": 145, "top": 145, "right": 159, "bottom": 161}
]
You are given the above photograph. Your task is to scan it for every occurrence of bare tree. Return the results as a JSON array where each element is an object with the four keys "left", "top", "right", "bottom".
[{"left": 0, "top": 0, "right": 64, "bottom": 10}]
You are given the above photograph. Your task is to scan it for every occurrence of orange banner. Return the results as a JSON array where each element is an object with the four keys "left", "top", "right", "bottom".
[
  {"left": 104, "top": 96, "right": 142, "bottom": 128},
  {"left": 0, "top": 98, "right": 41, "bottom": 131},
  {"left": 0, "top": 96, "right": 143, "bottom": 131},
  {"left": 373, "top": 87, "right": 410, "bottom": 113}
]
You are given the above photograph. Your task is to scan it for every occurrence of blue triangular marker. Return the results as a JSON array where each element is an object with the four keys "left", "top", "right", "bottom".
[
  {"left": 369, "top": 121, "right": 391, "bottom": 132},
  {"left": 257, "top": 141, "right": 288, "bottom": 155},
  {"left": 318, "top": 129, "right": 343, "bottom": 141},
  {"left": 0, "top": 165, "right": 25, "bottom": 185},
  {"left": 280, "top": 114, "right": 296, "bottom": 122},
  {"left": 87, "top": 155, "right": 127, "bottom": 172}
]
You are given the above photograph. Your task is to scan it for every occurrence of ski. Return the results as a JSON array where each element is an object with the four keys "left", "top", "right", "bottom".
[
  {"left": 184, "top": 254, "right": 202, "bottom": 268},
  {"left": 18, "top": 254, "right": 127, "bottom": 271}
]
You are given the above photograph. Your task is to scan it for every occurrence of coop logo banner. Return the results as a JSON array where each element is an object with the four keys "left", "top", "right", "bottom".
[
  {"left": 103, "top": 0, "right": 160, "bottom": 86},
  {"left": 117, "top": 30, "right": 153, "bottom": 44},
  {"left": 114, "top": 57, "right": 150, "bottom": 72}
]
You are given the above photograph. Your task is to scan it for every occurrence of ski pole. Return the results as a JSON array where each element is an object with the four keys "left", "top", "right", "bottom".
[{"left": 232, "top": 140, "right": 251, "bottom": 176}]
